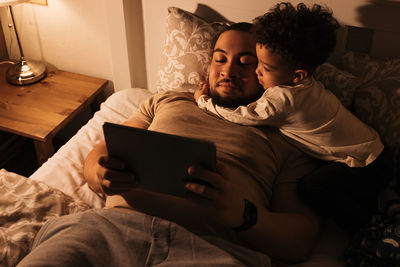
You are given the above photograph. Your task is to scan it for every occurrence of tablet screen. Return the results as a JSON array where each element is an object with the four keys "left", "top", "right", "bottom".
[{"left": 103, "top": 122, "right": 217, "bottom": 197}]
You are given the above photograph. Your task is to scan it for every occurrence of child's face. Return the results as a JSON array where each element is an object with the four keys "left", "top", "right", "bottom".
[{"left": 255, "top": 43, "right": 296, "bottom": 90}]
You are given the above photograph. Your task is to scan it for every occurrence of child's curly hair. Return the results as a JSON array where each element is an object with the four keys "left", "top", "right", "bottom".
[{"left": 253, "top": 2, "right": 339, "bottom": 74}]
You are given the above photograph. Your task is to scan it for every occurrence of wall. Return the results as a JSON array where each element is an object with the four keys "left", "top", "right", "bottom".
[
  {"left": 0, "top": 20, "right": 7, "bottom": 60},
  {"left": 123, "top": 0, "right": 147, "bottom": 90},
  {"left": 0, "top": 0, "right": 143, "bottom": 93},
  {"left": 141, "top": 0, "right": 400, "bottom": 92},
  {"left": 1, "top": 0, "right": 399, "bottom": 94}
]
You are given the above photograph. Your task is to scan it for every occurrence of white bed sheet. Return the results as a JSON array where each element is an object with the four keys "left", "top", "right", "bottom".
[
  {"left": 29, "top": 88, "right": 153, "bottom": 208},
  {"left": 28, "top": 87, "right": 348, "bottom": 266}
]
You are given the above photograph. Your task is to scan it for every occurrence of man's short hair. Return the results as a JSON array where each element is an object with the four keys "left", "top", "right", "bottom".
[
  {"left": 225, "top": 22, "right": 253, "bottom": 33},
  {"left": 212, "top": 22, "right": 253, "bottom": 48}
]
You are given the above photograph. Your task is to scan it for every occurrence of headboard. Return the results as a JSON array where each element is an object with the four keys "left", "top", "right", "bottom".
[{"left": 140, "top": 0, "right": 400, "bottom": 93}]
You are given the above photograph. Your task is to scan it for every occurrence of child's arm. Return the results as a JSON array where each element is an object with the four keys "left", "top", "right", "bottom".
[
  {"left": 195, "top": 83, "right": 226, "bottom": 119},
  {"left": 195, "top": 84, "right": 222, "bottom": 118},
  {"left": 194, "top": 83, "right": 209, "bottom": 102},
  {"left": 196, "top": 89, "right": 284, "bottom": 126}
]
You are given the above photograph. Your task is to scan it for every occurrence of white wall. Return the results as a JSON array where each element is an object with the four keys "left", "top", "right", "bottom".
[
  {"left": 141, "top": 0, "right": 356, "bottom": 93},
  {"left": 141, "top": 0, "right": 400, "bottom": 92},
  {"left": 1, "top": 0, "right": 399, "bottom": 95},
  {"left": 0, "top": 0, "right": 139, "bottom": 93}
]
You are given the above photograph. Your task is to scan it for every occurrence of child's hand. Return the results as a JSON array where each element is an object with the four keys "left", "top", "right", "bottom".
[{"left": 194, "top": 83, "right": 209, "bottom": 102}]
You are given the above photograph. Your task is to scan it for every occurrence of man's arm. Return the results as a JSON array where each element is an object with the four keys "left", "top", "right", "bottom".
[
  {"left": 185, "top": 162, "right": 321, "bottom": 263},
  {"left": 236, "top": 207, "right": 320, "bottom": 262}
]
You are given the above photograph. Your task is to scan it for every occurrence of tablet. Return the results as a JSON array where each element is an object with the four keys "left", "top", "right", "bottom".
[{"left": 103, "top": 122, "right": 217, "bottom": 197}]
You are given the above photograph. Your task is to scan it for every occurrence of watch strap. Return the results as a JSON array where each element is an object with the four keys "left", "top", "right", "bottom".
[{"left": 233, "top": 199, "right": 257, "bottom": 232}]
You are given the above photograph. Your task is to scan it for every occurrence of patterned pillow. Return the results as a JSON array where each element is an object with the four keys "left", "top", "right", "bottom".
[
  {"left": 341, "top": 51, "right": 372, "bottom": 77},
  {"left": 347, "top": 55, "right": 400, "bottom": 200},
  {"left": 156, "top": 7, "right": 230, "bottom": 93},
  {"left": 350, "top": 56, "right": 400, "bottom": 150},
  {"left": 313, "top": 63, "right": 359, "bottom": 108}
]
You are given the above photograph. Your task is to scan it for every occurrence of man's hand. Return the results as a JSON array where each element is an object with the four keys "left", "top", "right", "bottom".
[
  {"left": 83, "top": 141, "right": 135, "bottom": 196},
  {"left": 97, "top": 155, "right": 136, "bottom": 195},
  {"left": 194, "top": 83, "right": 209, "bottom": 102},
  {"left": 84, "top": 121, "right": 148, "bottom": 196},
  {"left": 184, "top": 163, "right": 247, "bottom": 229}
]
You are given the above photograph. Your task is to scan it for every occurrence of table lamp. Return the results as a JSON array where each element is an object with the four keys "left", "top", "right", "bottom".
[{"left": 0, "top": 0, "right": 47, "bottom": 85}]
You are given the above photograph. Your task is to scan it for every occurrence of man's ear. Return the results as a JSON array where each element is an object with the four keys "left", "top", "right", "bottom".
[{"left": 292, "top": 69, "right": 308, "bottom": 84}]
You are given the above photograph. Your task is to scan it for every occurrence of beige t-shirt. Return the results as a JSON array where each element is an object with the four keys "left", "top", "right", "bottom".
[
  {"left": 108, "top": 91, "right": 319, "bottom": 241},
  {"left": 197, "top": 77, "right": 383, "bottom": 167}
]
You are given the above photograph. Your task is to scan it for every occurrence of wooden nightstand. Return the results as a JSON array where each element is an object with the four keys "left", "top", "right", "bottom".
[{"left": 0, "top": 64, "right": 107, "bottom": 166}]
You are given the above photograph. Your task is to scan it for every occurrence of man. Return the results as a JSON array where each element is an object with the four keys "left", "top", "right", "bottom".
[{"left": 18, "top": 23, "right": 320, "bottom": 266}]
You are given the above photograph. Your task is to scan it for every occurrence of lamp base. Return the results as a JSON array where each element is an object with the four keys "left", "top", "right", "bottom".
[{"left": 6, "top": 59, "right": 47, "bottom": 86}]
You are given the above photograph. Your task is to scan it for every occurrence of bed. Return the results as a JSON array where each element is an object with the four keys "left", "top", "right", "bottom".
[{"left": 1, "top": 1, "right": 400, "bottom": 266}]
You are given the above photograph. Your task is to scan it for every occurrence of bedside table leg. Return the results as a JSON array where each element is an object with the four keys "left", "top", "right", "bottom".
[
  {"left": 34, "top": 139, "right": 55, "bottom": 166},
  {"left": 90, "top": 90, "right": 104, "bottom": 114}
]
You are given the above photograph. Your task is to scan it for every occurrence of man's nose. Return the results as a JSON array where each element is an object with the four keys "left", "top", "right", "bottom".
[{"left": 221, "top": 62, "right": 238, "bottom": 78}]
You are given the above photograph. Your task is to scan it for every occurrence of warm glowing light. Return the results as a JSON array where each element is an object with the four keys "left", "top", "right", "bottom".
[{"left": 0, "top": 0, "right": 29, "bottom": 7}]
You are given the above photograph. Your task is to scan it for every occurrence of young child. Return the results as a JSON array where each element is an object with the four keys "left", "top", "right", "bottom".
[{"left": 195, "top": 2, "right": 392, "bottom": 233}]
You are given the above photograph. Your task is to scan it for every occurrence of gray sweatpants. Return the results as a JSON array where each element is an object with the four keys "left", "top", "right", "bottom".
[{"left": 17, "top": 209, "right": 270, "bottom": 267}]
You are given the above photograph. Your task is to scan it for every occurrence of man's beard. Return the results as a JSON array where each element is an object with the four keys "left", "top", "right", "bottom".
[{"left": 209, "top": 81, "right": 264, "bottom": 108}]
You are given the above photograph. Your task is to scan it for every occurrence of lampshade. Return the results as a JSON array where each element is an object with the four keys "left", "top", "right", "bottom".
[{"left": 0, "top": 0, "right": 29, "bottom": 7}]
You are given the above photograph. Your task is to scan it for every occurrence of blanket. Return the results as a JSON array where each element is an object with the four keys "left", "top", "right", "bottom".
[{"left": 0, "top": 169, "right": 90, "bottom": 267}]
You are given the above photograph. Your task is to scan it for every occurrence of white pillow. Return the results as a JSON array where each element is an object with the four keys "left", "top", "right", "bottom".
[{"left": 30, "top": 88, "right": 153, "bottom": 207}]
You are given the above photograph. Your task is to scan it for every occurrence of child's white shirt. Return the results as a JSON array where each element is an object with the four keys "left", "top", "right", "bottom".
[{"left": 197, "top": 77, "right": 383, "bottom": 167}]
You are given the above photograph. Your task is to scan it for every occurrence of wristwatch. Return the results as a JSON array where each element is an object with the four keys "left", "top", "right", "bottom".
[{"left": 233, "top": 199, "right": 258, "bottom": 232}]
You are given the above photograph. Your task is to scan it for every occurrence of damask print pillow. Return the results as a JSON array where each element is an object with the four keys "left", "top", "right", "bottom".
[
  {"left": 348, "top": 55, "right": 400, "bottom": 201},
  {"left": 313, "top": 63, "right": 359, "bottom": 108},
  {"left": 156, "top": 7, "right": 230, "bottom": 93},
  {"left": 341, "top": 51, "right": 372, "bottom": 77},
  {"left": 341, "top": 53, "right": 400, "bottom": 261},
  {"left": 350, "top": 56, "right": 400, "bottom": 150}
]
